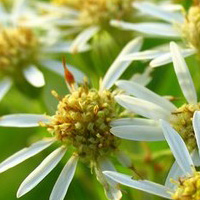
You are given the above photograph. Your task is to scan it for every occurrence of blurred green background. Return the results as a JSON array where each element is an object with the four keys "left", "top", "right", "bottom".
[{"left": 0, "top": 0, "right": 199, "bottom": 199}]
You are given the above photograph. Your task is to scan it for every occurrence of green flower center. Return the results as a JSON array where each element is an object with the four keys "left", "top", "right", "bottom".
[
  {"left": 172, "top": 172, "right": 200, "bottom": 200},
  {"left": 44, "top": 82, "right": 120, "bottom": 163},
  {"left": 0, "top": 27, "right": 39, "bottom": 77},
  {"left": 52, "top": 0, "right": 133, "bottom": 27},
  {"left": 169, "top": 103, "right": 200, "bottom": 151},
  {"left": 182, "top": 5, "right": 200, "bottom": 52}
]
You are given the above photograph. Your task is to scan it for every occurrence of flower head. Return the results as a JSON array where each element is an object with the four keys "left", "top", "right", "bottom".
[
  {"left": 0, "top": 37, "right": 144, "bottom": 200},
  {"left": 103, "top": 111, "right": 200, "bottom": 200},
  {"left": 111, "top": 42, "right": 199, "bottom": 152}
]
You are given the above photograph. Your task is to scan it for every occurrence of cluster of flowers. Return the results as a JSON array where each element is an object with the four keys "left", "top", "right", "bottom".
[{"left": 0, "top": 0, "right": 200, "bottom": 200}]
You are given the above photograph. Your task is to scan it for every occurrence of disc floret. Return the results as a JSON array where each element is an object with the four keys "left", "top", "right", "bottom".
[
  {"left": 182, "top": 5, "right": 200, "bottom": 52},
  {"left": 172, "top": 172, "right": 200, "bottom": 200},
  {"left": 44, "top": 80, "right": 120, "bottom": 163},
  {"left": 170, "top": 103, "right": 200, "bottom": 151},
  {"left": 0, "top": 27, "right": 39, "bottom": 77}
]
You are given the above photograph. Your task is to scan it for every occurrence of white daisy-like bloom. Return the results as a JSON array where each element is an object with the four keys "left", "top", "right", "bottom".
[
  {"left": 104, "top": 112, "right": 200, "bottom": 200},
  {"left": 0, "top": 37, "right": 146, "bottom": 200},
  {"left": 0, "top": 0, "right": 85, "bottom": 102},
  {"left": 111, "top": 41, "right": 200, "bottom": 153},
  {"left": 36, "top": 0, "right": 142, "bottom": 53},
  {"left": 111, "top": 1, "right": 199, "bottom": 67}
]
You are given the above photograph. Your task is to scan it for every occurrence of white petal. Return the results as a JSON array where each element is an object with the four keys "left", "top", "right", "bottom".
[
  {"left": 111, "top": 125, "right": 164, "bottom": 141},
  {"left": 116, "top": 80, "right": 176, "bottom": 111},
  {"left": 0, "top": 139, "right": 54, "bottom": 173},
  {"left": 103, "top": 171, "right": 171, "bottom": 199},
  {"left": 69, "top": 26, "right": 99, "bottom": 53},
  {"left": 40, "top": 59, "right": 85, "bottom": 83},
  {"left": 0, "top": 114, "right": 50, "bottom": 127},
  {"left": 115, "top": 95, "right": 171, "bottom": 120},
  {"left": 121, "top": 50, "right": 165, "bottom": 61},
  {"left": 160, "top": 120, "right": 194, "bottom": 175},
  {"left": 165, "top": 161, "right": 184, "bottom": 189},
  {"left": 50, "top": 155, "right": 78, "bottom": 200},
  {"left": 11, "top": 0, "right": 27, "bottom": 22},
  {"left": 193, "top": 111, "right": 200, "bottom": 158},
  {"left": 111, "top": 20, "right": 179, "bottom": 37},
  {"left": 42, "top": 42, "right": 72, "bottom": 53},
  {"left": 133, "top": 2, "right": 183, "bottom": 23},
  {"left": 191, "top": 149, "right": 200, "bottom": 167},
  {"left": 23, "top": 66, "right": 45, "bottom": 88},
  {"left": 0, "top": 77, "right": 12, "bottom": 101},
  {"left": 17, "top": 147, "right": 66, "bottom": 198},
  {"left": 150, "top": 48, "right": 196, "bottom": 68},
  {"left": 111, "top": 118, "right": 158, "bottom": 127},
  {"left": 170, "top": 42, "right": 197, "bottom": 104},
  {"left": 101, "top": 37, "right": 143, "bottom": 91},
  {"left": 97, "top": 159, "right": 122, "bottom": 200},
  {"left": 54, "top": 19, "right": 81, "bottom": 26}
]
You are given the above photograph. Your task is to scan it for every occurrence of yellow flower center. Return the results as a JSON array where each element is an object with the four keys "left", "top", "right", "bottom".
[
  {"left": 182, "top": 5, "right": 200, "bottom": 52},
  {"left": 0, "top": 27, "right": 39, "bottom": 77},
  {"left": 43, "top": 81, "right": 120, "bottom": 163},
  {"left": 52, "top": 0, "right": 133, "bottom": 27},
  {"left": 172, "top": 172, "right": 200, "bottom": 200},
  {"left": 169, "top": 103, "right": 200, "bottom": 151}
]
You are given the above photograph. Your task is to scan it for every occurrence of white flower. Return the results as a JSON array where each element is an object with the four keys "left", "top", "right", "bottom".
[
  {"left": 36, "top": 0, "right": 139, "bottom": 53},
  {"left": 111, "top": 1, "right": 198, "bottom": 67},
  {"left": 0, "top": 37, "right": 145, "bottom": 200},
  {"left": 104, "top": 111, "right": 200, "bottom": 199},
  {"left": 111, "top": 42, "right": 199, "bottom": 152},
  {"left": 0, "top": 0, "right": 85, "bottom": 102}
]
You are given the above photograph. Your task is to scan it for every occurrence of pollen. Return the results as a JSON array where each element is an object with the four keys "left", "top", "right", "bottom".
[
  {"left": 0, "top": 27, "right": 39, "bottom": 77},
  {"left": 169, "top": 103, "right": 200, "bottom": 151},
  {"left": 43, "top": 80, "right": 120, "bottom": 163},
  {"left": 52, "top": 0, "right": 133, "bottom": 27},
  {"left": 172, "top": 172, "right": 200, "bottom": 200},
  {"left": 181, "top": 5, "right": 200, "bottom": 52}
]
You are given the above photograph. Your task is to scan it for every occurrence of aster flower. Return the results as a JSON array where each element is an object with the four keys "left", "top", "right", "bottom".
[
  {"left": 111, "top": 1, "right": 199, "bottom": 67},
  {"left": 0, "top": 37, "right": 145, "bottom": 200},
  {"left": 36, "top": 0, "right": 141, "bottom": 53},
  {"left": 0, "top": 0, "right": 85, "bottom": 102},
  {"left": 104, "top": 112, "right": 200, "bottom": 200},
  {"left": 111, "top": 42, "right": 200, "bottom": 153}
]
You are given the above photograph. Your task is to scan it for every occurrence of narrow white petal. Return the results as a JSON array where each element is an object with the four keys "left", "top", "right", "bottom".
[
  {"left": 42, "top": 42, "right": 72, "bottom": 53},
  {"left": 121, "top": 50, "right": 165, "bottom": 61},
  {"left": 160, "top": 120, "right": 194, "bottom": 175},
  {"left": 69, "top": 26, "right": 99, "bottom": 53},
  {"left": 111, "top": 118, "right": 158, "bottom": 127},
  {"left": 193, "top": 111, "right": 200, "bottom": 158},
  {"left": 101, "top": 37, "right": 143, "bottom": 91},
  {"left": 50, "top": 155, "right": 78, "bottom": 200},
  {"left": 11, "top": 0, "right": 26, "bottom": 22},
  {"left": 116, "top": 80, "right": 176, "bottom": 111},
  {"left": 150, "top": 48, "right": 196, "bottom": 68},
  {"left": 130, "top": 67, "right": 152, "bottom": 86},
  {"left": 0, "top": 139, "right": 54, "bottom": 173},
  {"left": 23, "top": 66, "right": 45, "bottom": 88},
  {"left": 170, "top": 42, "right": 197, "bottom": 104},
  {"left": 54, "top": 19, "right": 81, "bottom": 26},
  {"left": 0, "top": 77, "right": 12, "bottom": 101},
  {"left": 40, "top": 59, "right": 85, "bottom": 83},
  {"left": 165, "top": 161, "right": 184, "bottom": 189},
  {"left": 191, "top": 149, "right": 200, "bottom": 167},
  {"left": 111, "top": 20, "right": 179, "bottom": 37},
  {"left": 115, "top": 95, "right": 171, "bottom": 120},
  {"left": 0, "top": 114, "right": 50, "bottom": 127},
  {"left": 17, "top": 147, "right": 66, "bottom": 198},
  {"left": 103, "top": 171, "right": 171, "bottom": 199},
  {"left": 111, "top": 125, "right": 164, "bottom": 141},
  {"left": 98, "top": 159, "right": 122, "bottom": 200},
  {"left": 133, "top": 2, "right": 183, "bottom": 23}
]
